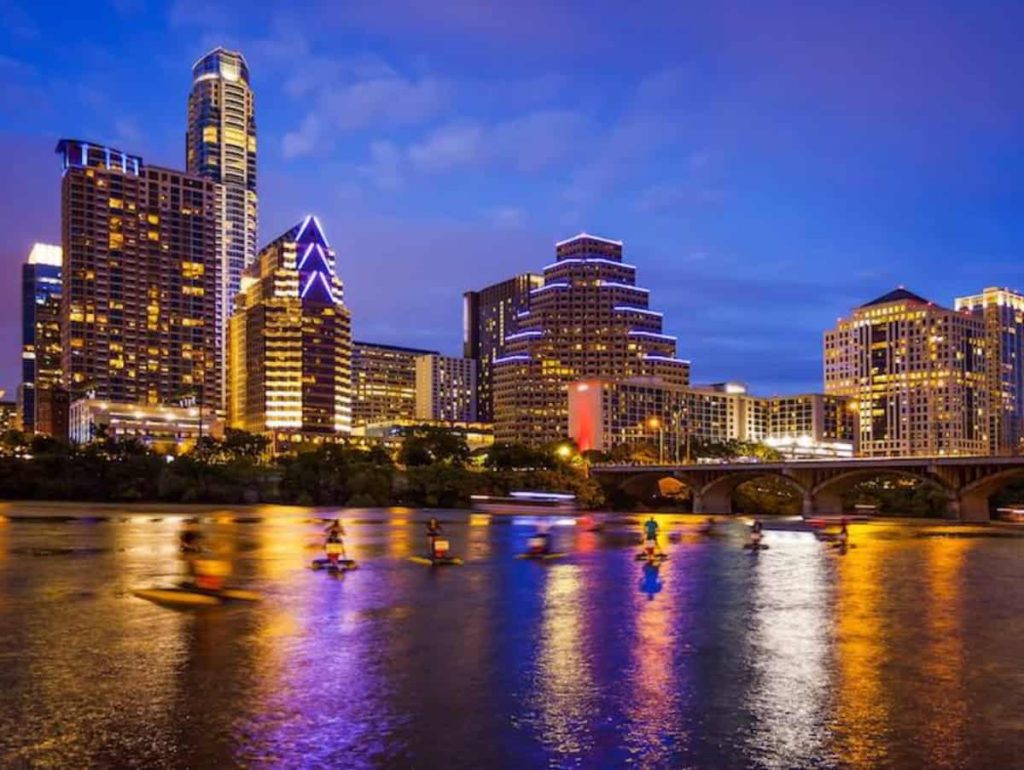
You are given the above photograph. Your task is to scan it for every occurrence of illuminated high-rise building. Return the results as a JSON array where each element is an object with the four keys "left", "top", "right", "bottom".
[
  {"left": 19, "top": 243, "right": 62, "bottom": 434},
  {"left": 494, "top": 233, "right": 689, "bottom": 445},
  {"left": 227, "top": 216, "right": 351, "bottom": 443},
  {"left": 463, "top": 273, "right": 542, "bottom": 421},
  {"left": 954, "top": 287, "right": 1024, "bottom": 455},
  {"left": 56, "top": 139, "right": 222, "bottom": 412},
  {"left": 352, "top": 341, "right": 437, "bottom": 427},
  {"left": 415, "top": 354, "right": 477, "bottom": 422},
  {"left": 824, "top": 288, "right": 988, "bottom": 457},
  {"left": 187, "top": 47, "right": 257, "bottom": 403}
]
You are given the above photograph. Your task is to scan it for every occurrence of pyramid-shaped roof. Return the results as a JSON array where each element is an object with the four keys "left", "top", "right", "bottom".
[{"left": 859, "top": 287, "right": 930, "bottom": 308}]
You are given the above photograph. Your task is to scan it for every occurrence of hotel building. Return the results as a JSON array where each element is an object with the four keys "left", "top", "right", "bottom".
[
  {"left": 415, "top": 354, "right": 477, "bottom": 422},
  {"left": 227, "top": 216, "right": 351, "bottom": 443},
  {"left": 463, "top": 273, "right": 543, "bottom": 422},
  {"left": 824, "top": 288, "right": 988, "bottom": 457},
  {"left": 19, "top": 243, "right": 63, "bottom": 435},
  {"left": 352, "top": 341, "right": 437, "bottom": 427},
  {"left": 954, "top": 287, "right": 1024, "bottom": 455},
  {"left": 569, "top": 380, "right": 855, "bottom": 460},
  {"left": 56, "top": 138, "right": 222, "bottom": 413},
  {"left": 494, "top": 233, "right": 689, "bottom": 446},
  {"left": 187, "top": 47, "right": 257, "bottom": 402}
]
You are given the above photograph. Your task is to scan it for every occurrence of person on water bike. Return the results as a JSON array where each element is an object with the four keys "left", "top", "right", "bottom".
[
  {"left": 178, "top": 518, "right": 203, "bottom": 582},
  {"left": 643, "top": 516, "right": 661, "bottom": 556},
  {"left": 426, "top": 517, "right": 444, "bottom": 559},
  {"left": 324, "top": 519, "right": 347, "bottom": 564},
  {"left": 528, "top": 523, "right": 552, "bottom": 555},
  {"left": 749, "top": 518, "right": 765, "bottom": 548},
  {"left": 835, "top": 517, "right": 850, "bottom": 547}
]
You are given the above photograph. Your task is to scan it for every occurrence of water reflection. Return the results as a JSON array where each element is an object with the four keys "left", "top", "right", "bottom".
[
  {"left": 533, "top": 564, "right": 597, "bottom": 762},
  {"left": 624, "top": 557, "right": 681, "bottom": 765},
  {"left": 747, "top": 534, "right": 833, "bottom": 768},
  {"left": 1, "top": 511, "right": 1023, "bottom": 768}
]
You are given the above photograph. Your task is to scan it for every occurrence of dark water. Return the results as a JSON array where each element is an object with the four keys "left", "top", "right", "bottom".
[{"left": 2, "top": 508, "right": 1024, "bottom": 769}]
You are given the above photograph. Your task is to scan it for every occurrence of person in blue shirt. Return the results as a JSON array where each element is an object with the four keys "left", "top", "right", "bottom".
[{"left": 643, "top": 516, "right": 660, "bottom": 553}]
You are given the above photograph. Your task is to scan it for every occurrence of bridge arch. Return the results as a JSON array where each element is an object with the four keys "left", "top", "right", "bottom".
[
  {"left": 811, "top": 468, "right": 955, "bottom": 516},
  {"left": 605, "top": 472, "right": 693, "bottom": 510},
  {"left": 696, "top": 471, "right": 809, "bottom": 515},
  {"left": 957, "top": 467, "right": 1024, "bottom": 521}
]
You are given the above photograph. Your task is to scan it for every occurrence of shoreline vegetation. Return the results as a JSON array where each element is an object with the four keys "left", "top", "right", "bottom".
[{"left": 1, "top": 427, "right": 1020, "bottom": 516}]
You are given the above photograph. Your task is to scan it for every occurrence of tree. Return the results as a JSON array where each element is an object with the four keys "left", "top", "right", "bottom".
[
  {"left": 398, "top": 426, "right": 470, "bottom": 467},
  {"left": 484, "top": 442, "right": 555, "bottom": 470}
]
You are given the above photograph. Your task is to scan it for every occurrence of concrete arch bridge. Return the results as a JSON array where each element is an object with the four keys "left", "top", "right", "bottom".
[{"left": 591, "top": 457, "right": 1024, "bottom": 521}]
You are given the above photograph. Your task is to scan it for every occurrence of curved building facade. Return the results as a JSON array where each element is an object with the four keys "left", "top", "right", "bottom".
[{"left": 494, "top": 233, "right": 689, "bottom": 445}]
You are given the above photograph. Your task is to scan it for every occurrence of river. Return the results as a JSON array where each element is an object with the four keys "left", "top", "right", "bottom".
[{"left": 1, "top": 505, "right": 1022, "bottom": 768}]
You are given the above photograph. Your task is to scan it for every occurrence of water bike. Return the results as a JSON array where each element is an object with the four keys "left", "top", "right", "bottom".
[
  {"left": 635, "top": 542, "right": 669, "bottom": 562},
  {"left": 516, "top": 534, "right": 567, "bottom": 560},
  {"left": 312, "top": 541, "right": 357, "bottom": 572},
  {"left": 409, "top": 536, "right": 463, "bottom": 566},
  {"left": 133, "top": 581, "right": 261, "bottom": 607},
  {"left": 744, "top": 531, "right": 769, "bottom": 551}
]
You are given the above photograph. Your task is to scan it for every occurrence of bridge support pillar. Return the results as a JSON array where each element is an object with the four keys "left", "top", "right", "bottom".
[
  {"left": 693, "top": 488, "right": 732, "bottom": 514},
  {"left": 956, "top": 490, "right": 989, "bottom": 522},
  {"left": 802, "top": 492, "right": 814, "bottom": 517},
  {"left": 813, "top": 488, "right": 844, "bottom": 516}
]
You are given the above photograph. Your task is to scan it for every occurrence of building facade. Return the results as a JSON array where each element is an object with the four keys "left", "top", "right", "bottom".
[
  {"left": 569, "top": 380, "right": 855, "bottom": 460},
  {"left": 187, "top": 47, "right": 257, "bottom": 400},
  {"left": 463, "top": 273, "right": 542, "bottom": 422},
  {"left": 494, "top": 233, "right": 689, "bottom": 446},
  {"left": 955, "top": 287, "right": 1024, "bottom": 455},
  {"left": 57, "top": 139, "right": 222, "bottom": 412},
  {"left": 352, "top": 341, "right": 437, "bottom": 427},
  {"left": 764, "top": 393, "right": 855, "bottom": 459},
  {"left": 20, "top": 243, "right": 63, "bottom": 435},
  {"left": 227, "top": 216, "right": 351, "bottom": 442},
  {"left": 415, "top": 354, "right": 477, "bottom": 422},
  {"left": 825, "top": 288, "right": 988, "bottom": 457},
  {"left": 69, "top": 398, "right": 222, "bottom": 452}
]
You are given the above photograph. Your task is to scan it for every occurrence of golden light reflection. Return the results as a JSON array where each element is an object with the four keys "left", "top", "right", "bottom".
[
  {"left": 535, "top": 565, "right": 596, "bottom": 758},
  {"left": 832, "top": 531, "right": 892, "bottom": 767},
  {"left": 918, "top": 537, "right": 970, "bottom": 768}
]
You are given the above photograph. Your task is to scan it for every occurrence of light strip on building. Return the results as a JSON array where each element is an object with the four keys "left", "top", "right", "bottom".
[
  {"left": 614, "top": 306, "right": 662, "bottom": 316},
  {"left": 530, "top": 282, "right": 569, "bottom": 295},
  {"left": 629, "top": 330, "right": 676, "bottom": 340}
]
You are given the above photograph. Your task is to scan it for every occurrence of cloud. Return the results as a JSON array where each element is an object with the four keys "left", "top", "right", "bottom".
[
  {"left": 282, "top": 114, "right": 322, "bottom": 160},
  {"left": 408, "top": 123, "right": 485, "bottom": 173},
  {"left": 282, "top": 65, "right": 449, "bottom": 158},
  {"left": 357, "top": 141, "right": 405, "bottom": 191}
]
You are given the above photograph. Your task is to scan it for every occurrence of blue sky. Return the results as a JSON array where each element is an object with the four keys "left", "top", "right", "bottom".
[{"left": 3, "top": 0, "right": 1024, "bottom": 396}]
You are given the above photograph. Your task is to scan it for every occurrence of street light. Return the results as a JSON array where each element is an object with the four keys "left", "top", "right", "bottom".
[
  {"left": 647, "top": 417, "right": 664, "bottom": 465},
  {"left": 556, "top": 444, "right": 573, "bottom": 461}
]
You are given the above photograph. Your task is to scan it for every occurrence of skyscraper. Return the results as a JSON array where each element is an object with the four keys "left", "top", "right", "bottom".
[
  {"left": 494, "top": 233, "right": 689, "bottom": 445},
  {"left": 463, "top": 273, "right": 542, "bottom": 422},
  {"left": 187, "top": 47, "right": 257, "bottom": 402},
  {"left": 954, "top": 287, "right": 1024, "bottom": 455},
  {"left": 228, "top": 216, "right": 351, "bottom": 443},
  {"left": 57, "top": 139, "right": 222, "bottom": 411},
  {"left": 352, "top": 341, "right": 437, "bottom": 427},
  {"left": 415, "top": 354, "right": 477, "bottom": 422},
  {"left": 824, "top": 288, "right": 988, "bottom": 457},
  {"left": 19, "top": 243, "right": 62, "bottom": 434}
]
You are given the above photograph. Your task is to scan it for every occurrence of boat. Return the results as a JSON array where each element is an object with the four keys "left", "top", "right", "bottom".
[
  {"left": 133, "top": 584, "right": 261, "bottom": 607},
  {"left": 996, "top": 507, "right": 1024, "bottom": 523},
  {"left": 470, "top": 491, "right": 578, "bottom": 515}
]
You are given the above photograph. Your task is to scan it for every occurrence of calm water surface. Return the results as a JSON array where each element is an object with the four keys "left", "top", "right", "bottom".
[{"left": 1, "top": 506, "right": 1023, "bottom": 769}]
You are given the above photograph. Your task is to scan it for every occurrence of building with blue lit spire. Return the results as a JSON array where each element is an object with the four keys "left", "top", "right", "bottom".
[{"left": 227, "top": 216, "right": 352, "bottom": 445}]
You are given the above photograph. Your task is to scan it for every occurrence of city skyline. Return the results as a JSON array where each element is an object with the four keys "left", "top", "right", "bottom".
[{"left": 4, "top": 2, "right": 1024, "bottom": 398}]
